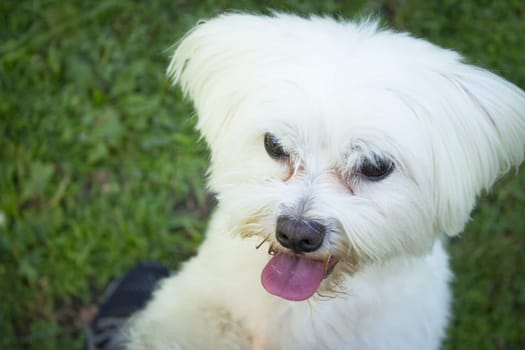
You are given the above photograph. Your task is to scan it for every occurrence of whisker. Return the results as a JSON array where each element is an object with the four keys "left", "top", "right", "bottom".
[
  {"left": 256, "top": 234, "right": 271, "bottom": 250},
  {"left": 323, "top": 254, "right": 333, "bottom": 274},
  {"left": 316, "top": 291, "right": 337, "bottom": 300}
]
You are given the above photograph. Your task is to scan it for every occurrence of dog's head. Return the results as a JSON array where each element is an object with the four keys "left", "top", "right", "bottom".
[{"left": 168, "top": 13, "right": 525, "bottom": 301}]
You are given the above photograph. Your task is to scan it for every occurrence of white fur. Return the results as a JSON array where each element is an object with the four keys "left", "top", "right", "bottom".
[{"left": 128, "top": 13, "right": 525, "bottom": 350}]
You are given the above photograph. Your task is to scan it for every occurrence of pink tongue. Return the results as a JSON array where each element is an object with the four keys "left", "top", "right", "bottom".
[{"left": 261, "top": 253, "right": 325, "bottom": 301}]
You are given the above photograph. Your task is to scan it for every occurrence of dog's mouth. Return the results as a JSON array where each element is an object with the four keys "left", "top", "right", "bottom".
[{"left": 261, "top": 252, "right": 339, "bottom": 301}]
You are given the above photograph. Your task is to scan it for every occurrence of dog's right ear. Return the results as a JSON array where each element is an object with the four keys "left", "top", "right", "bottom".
[
  {"left": 167, "top": 14, "right": 270, "bottom": 146},
  {"left": 428, "top": 65, "right": 525, "bottom": 237}
]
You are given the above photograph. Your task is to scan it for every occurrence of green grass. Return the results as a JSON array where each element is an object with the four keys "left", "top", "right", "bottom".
[{"left": 1, "top": 1, "right": 524, "bottom": 349}]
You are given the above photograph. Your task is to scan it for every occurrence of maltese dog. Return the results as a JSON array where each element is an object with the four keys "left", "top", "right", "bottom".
[{"left": 128, "top": 12, "right": 525, "bottom": 350}]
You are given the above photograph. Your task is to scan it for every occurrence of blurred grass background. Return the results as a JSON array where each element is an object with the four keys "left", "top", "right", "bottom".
[{"left": 1, "top": 0, "right": 524, "bottom": 349}]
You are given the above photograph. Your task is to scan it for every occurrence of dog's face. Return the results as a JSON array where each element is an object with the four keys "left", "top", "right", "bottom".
[{"left": 169, "top": 13, "right": 525, "bottom": 300}]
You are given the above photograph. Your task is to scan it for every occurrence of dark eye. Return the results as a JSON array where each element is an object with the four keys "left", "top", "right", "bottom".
[
  {"left": 264, "top": 133, "right": 288, "bottom": 159},
  {"left": 358, "top": 155, "right": 394, "bottom": 181}
]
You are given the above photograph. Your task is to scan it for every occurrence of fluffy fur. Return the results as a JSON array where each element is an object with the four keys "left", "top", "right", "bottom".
[{"left": 127, "top": 13, "right": 525, "bottom": 350}]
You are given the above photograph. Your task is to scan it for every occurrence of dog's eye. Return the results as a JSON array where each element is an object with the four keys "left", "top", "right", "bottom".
[
  {"left": 358, "top": 156, "right": 394, "bottom": 181},
  {"left": 264, "top": 133, "right": 289, "bottom": 159}
]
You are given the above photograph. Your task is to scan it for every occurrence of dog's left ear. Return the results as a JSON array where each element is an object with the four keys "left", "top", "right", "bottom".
[
  {"left": 166, "top": 14, "right": 267, "bottom": 147},
  {"left": 430, "top": 65, "right": 525, "bottom": 236}
]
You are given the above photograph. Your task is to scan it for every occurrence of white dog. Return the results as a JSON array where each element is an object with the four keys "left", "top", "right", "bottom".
[{"left": 128, "top": 13, "right": 525, "bottom": 350}]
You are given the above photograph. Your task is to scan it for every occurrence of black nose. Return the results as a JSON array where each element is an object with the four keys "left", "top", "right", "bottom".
[{"left": 275, "top": 216, "right": 326, "bottom": 253}]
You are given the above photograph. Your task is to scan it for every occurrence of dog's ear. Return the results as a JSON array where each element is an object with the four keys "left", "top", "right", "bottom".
[
  {"left": 430, "top": 66, "right": 525, "bottom": 236},
  {"left": 166, "top": 14, "right": 266, "bottom": 147}
]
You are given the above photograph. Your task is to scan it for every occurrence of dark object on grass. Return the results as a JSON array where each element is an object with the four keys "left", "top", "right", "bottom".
[{"left": 84, "top": 262, "right": 171, "bottom": 350}]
